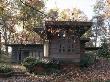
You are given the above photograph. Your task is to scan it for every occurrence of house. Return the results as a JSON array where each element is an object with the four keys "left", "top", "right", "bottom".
[
  {"left": 7, "top": 21, "right": 93, "bottom": 63},
  {"left": 7, "top": 44, "right": 43, "bottom": 63}
]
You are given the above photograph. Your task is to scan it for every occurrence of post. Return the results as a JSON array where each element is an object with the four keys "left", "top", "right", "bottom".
[{"left": 44, "top": 40, "right": 49, "bottom": 57}]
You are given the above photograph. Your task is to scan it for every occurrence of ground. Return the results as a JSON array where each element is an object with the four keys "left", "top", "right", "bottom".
[{"left": 0, "top": 58, "right": 110, "bottom": 82}]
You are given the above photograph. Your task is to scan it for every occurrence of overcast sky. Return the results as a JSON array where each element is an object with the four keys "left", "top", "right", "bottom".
[{"left": 45, "top": 0, "right": 96, "bottom": 20}]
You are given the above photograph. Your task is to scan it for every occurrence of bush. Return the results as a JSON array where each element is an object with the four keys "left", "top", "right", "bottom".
[
  {"left": 97, "top": 39, "right": 110, "bottom": 58},
  {"left": 80, "top": 52, "right": 95, "bottom": 68},
  {"left": 0, "top": 51, "right": 11, "bottom": 63},
  {"left": 23, "top": 57, "right": 36, "bottom": 71},
  {"left": 23, "top": 57, "right": 61, "bottom": 74},
  {"left": 106, "top": 80, "right": 110, "bottom": 82},
  {"left": 43, "top": 60, "right": 61, "bottom": 74},
  {"left": 0, "top": 63, "right": 13, "bottom": 73},
  {"left": 44, "top": 59, "right": 60, "bottom": 69},
  {"left": 23, "top": 57, "right": 45, "bottom": 72}
]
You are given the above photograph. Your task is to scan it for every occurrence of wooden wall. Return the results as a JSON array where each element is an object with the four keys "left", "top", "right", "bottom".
[{"left": 49, "top": 36, "right": 81, "bottom": 63}]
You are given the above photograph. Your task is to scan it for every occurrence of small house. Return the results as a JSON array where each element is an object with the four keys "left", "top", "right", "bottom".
[{"left": 7, "top": 21, "right": 93, "bottom": 63}]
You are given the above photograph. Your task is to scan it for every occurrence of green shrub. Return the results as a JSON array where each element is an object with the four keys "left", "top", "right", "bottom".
[
  {"left": 45, "top": 61, "right": 60, "bottom": 69},
  {"left": 105, "top": 80, "right": 110, "bottom": 82},
  {"left": 80, "top": 52, "right": 95, "bottom": 68},
  {"left": 0, "top": 63, "right": 13, "bottom": 73},
  {"left": 0, "top": 51, "right": 11, "bottom": 63},
  {"left": 97, "top": 39, "right": 110, "bottom": 58},
  {"left": 23, "top": 57, "right": 45, "bottom": 72},
  {"left": 23, "top": 57, "right": 61, "bottom": 74},
  {"left": 23, "top": 57, "right": 36, "bottom": 71}
]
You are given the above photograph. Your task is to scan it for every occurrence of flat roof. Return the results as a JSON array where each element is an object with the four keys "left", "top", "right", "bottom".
[
  {"left": 80, "top": 38, "right": 90, "bottom": 43},
  {"left": 34, "top": 21, "right": 93, "bottom": 38},
  {"left": 45, "top": 21, "right": 93, "bottom": 28},
  {"left": 6, "top": 44, "right": 43, "bottom": 47}
]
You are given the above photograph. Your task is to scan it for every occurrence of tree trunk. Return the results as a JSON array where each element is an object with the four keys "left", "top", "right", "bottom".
[
  {"left": 3, "top": 19, "right": 8, "bottom": 55},
  {"left": 0, "top": 31, "right": 1, "bottom": 55},
  {"left": 95, "top": 26, "right": 98, "bottom": 47}
]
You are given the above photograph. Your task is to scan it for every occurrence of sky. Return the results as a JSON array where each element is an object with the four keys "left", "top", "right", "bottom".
[{"left": 45, "top": 0, "right": 96, "bottom": 20}]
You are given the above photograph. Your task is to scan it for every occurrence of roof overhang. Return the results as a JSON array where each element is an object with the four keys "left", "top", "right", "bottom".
[
  {"left": 80, "top": 38, "right": 90, "bottom": 43},
  {"left": 34, "top": 21, "right": 93, "bottom": 38},
  {"left": 45, "top": 21, "right": 93, "bottom": 36},
  {"left": 45, "top": 21, "right": 93, "bottom": 28},
  {"left": 6, "top": 44, "right": 43, "bottom": 47},
  {"left": 85, "top": 47, "right": 102, "bottom": 51}
]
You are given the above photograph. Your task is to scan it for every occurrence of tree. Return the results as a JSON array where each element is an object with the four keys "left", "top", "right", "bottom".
[
  {"left": 47, "top": 9, "right": 59, "bottom": 21},
  {"left": 47, "top": 8, "right": 88, "bottom": 21},
  {"left": 9, "top": 0, "right": 46, "bottom": 44},
  {"left": 93, "top": 0, "right": 110, "bottom": 47},
  {"left": 0, "top": 0, "right": 17, "bottom": 55},
  {"left": 0, "top": 0, "right": 47, "bottom": 55},
  {"left": 91, "top": 15, "right": 105, "bottom": 47},
  {"left": 15, "top": 0, "right": 45, "bottom": 30}
]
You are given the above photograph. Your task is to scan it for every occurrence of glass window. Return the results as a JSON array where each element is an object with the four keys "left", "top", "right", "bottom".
[
  {"left": 60, "top": 44, "right": 61, "bottom": 48},
  {"left": 59, "top": 49, "right": 61, "bottom": 52},
  {"left": 63, "top": 49, "right": 65, "bottom": 52},
  {"left": 72, "top": 44, "right": 74, "bottom": 48},
  {"left": 19, "top": 53, "right": 21, "bottom": 60},
  {"left": 68, "top": 49, "right": 71, "bottom": 52}
]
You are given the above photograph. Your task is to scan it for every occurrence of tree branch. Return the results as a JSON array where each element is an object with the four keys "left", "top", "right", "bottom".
[{"left": 19, "top": 0, "right": 48, "bottom": 17}]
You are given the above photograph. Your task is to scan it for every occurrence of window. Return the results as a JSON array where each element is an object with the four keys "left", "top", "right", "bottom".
[
  {"left": 59, "top": 44, "right": 61, "bottom": 53},
  {"left": 19, "top": 53, "right": 21, "bottom": 61},
  {"left": 68, "top": 49, "right": 71, "bottom": 52},
  {"left": 72, "top": 44, "right": 74, "bottom": 48},
  {"left": 60, "top": 44, "right": 61, "bottom": 48},
  {"left": 59, "top": 49, "right": 61, "bottom": 52},
  {"left": 63, "top": 49, "right": 65, "bottom": 52},
  {"left": 67, "top": 45, "right": 71, "bottom": 52},
  {"left": 59, "top": 44, "right": 65, "bottom": 53}
]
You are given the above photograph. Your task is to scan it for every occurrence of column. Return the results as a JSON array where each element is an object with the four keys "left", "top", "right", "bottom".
[{"left": 44, "top": 40, "right": 49, "bottom": 57}]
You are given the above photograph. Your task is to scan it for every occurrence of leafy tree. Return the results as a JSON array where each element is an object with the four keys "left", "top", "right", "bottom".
[
  {"left": 47, "top": 8, "right": 59, "bottom": 21},
  {"left": 15, "top": 0, "right": 45, "bottom": 30},
  {"left": 0, "top": 0, "right": 47, "bottom": 47},
  {"left": 47, "top": 8, "right": 88, "bottom": 21},
  {"left": 91, "top": 15, "right": 105, "bottom": 47},
  {"left": 0, "top": 0, "right": 17, "bottom": 55},
  {"left": 93, "top": 0, "right": 110, "bottom": 47},
  {"left": 9, "top": 0, "right": 46, "bottom": 44}
]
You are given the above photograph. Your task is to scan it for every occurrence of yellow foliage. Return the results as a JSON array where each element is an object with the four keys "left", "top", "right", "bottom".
[{"left": 47, "top": 8, "right": 88, "bottom": 21}]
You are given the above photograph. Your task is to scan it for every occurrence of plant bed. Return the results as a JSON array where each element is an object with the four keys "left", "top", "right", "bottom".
[
  {"left": 23, "top": 57, "right": 61, "bottom": 75},
  {"left": 32, "top": 64, "right": 45, "bottom": 74},
  {"left": 0, "top": 72, "right": 13, "bottom": 78},
  {"left": 0, "top": 63, "right": 13, "bottom": 78}
]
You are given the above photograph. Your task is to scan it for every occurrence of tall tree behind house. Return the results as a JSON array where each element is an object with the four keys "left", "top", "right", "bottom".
[
  {"left": 0, "top": 0, "right": 46, "bottom": 54},
  {"left": 47, "top": 8, "right": 88, "bottom": 21},
  {"left": 12, "top": 0, "right": 46, "bottom": 44},
  {"left": 93, "top": 0, "right": 110, "bottom": 47},
  {"left": 0, "top": 0, "right": 17, "bottom": 55}
]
